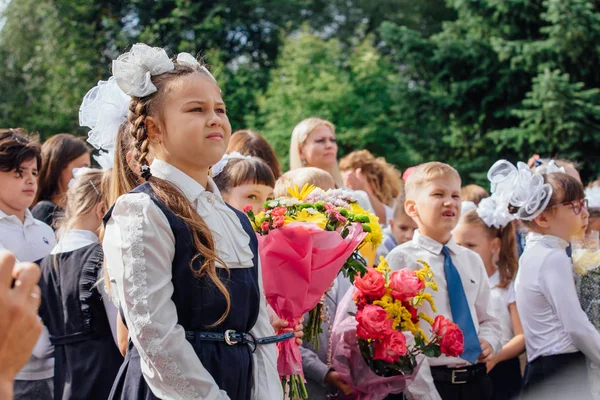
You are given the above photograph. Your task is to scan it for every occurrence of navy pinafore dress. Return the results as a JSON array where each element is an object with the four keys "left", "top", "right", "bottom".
[
  {"left": 38, "top": 243, "right": 123, "bottom": 400},
  {"left": 107, "top": 183, "right": 261, "bottom": 400}
]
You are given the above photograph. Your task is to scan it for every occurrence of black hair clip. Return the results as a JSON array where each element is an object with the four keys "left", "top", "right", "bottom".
[{"left": 140, "top": 165, "right": 152, "bottom": 181}]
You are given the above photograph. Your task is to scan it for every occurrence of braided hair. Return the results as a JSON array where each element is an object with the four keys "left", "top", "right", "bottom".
[{"left": 127, "top": 59, "right": 231, "bottom": 325}]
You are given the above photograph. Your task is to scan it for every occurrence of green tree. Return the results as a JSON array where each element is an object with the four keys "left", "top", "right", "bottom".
[
  {"left": 380, "top": 0, "right": 600, "bottom": 184},
  {"left": 256, "top": 30, "right": 416, "bottom": 171}
]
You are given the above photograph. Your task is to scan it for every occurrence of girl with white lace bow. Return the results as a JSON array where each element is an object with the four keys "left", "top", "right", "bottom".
[
  {"left": 101, "top": 44, "right": 283, "bottom": 400},
  {"left": 486, "top": 160, "right": 598, "bottom": 400},
  {"left": 454, "top": 197, "right": 524, "bottom": 400}
]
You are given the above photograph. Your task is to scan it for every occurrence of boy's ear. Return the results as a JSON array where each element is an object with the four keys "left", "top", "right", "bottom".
[{"left": 405, "top": 199, "right": 418, "bottom": 219}]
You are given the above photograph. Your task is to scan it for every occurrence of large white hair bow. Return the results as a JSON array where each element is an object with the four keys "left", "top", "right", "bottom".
[
  {"left": 476, "top": 196, "right": 516, "bottom": 229},
  {"left": 112, "top": 43, "right": 175, "bottom": 97},
  {"left": 79, "top": 77, "right": 130, "bottom": 169},
  {"left": 487, "top": 160, "right": 553, "bottom": 221},
  {"left": 535, "top": 160, "right": 566, "bottom": 175},
  {"left": 212, "top": 152, "right": 253, "bottom": 178}
]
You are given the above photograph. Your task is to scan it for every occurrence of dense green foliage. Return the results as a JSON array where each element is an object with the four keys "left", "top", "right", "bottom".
[{"left": 1, "top": 0, "right": 598, "bottom": 184}]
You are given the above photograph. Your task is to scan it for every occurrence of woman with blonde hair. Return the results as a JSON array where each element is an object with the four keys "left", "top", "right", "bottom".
[{"left": 290, "top": 118, "right": 343, "bottom": 186}]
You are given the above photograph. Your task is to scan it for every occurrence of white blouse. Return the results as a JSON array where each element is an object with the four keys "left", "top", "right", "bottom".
[
  {"left": 489, "top": 271, "right": 516, "bottom": 347},
  {"left": 103, "top": 159, "right": 281, "bottom": 400},
  {"left": 515, "top": 232, "right": 600, "bottom": 364}
]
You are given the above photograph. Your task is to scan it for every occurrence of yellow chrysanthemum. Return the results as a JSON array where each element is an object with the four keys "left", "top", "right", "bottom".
[
  {"left": 287, "top": 184, "right": 316, "bottom": 201},
  {"left": 349, "top": 203, "right": 384, "bottom": 248},
  {"left": 284, "top": 209, "right": 328, "bottom": 229}
]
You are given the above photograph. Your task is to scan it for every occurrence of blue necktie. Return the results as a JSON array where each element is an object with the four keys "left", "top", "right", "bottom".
[
  {"left": 441, "top": 246, "right": 482, "bottom": 364},
  {"left": 566, "top": 245, "right": 572, "bottom": 258}
]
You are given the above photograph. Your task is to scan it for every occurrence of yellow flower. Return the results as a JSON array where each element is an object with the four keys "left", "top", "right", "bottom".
[
  {"left": 287, "top": 184, "right": 316, "bottom": 201},
  {"left": 375, "top": 257, "right": 390, "bottom": 275},
  {"left": 250, "top": 211, "right": 266, "bottom": 231},
  {"left": 284, "top": 209, "right": 328, "bottom": 229},
  {"left": 415, "top": 259, "right": 438, "bottom": 291},
  {"left": 349, "top": 203, "right": 384, "bottom": 248},
  {"left": 418, "top": 312, "right": 434, "bottom": 326}
]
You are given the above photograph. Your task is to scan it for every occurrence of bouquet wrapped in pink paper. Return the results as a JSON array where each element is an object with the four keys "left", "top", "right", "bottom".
[
  {"left": 246, "top": 185, "right": 383, "bottom": 350},
  {"left": 258, "top": 222, "right": 366, "bottom": 397},
  {"left": 245, "top": 184, "right": 379, "bottom": 398},
  {"left": 330, "top": 258, "right": 464, "bottom": 400}
]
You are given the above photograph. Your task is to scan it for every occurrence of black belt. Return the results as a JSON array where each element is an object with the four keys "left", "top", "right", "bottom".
[
  {"left": 431, "top": 364, "right": 487, "bottom": 384},
  {"left": 530, "top": 351, "right": 585, "bottom": 367},
  {"left": 49, "top": 331, "right": 97, "bottom": 345},
  {"left": 185, "top": 329, "right": 294, "bottom": 353}
]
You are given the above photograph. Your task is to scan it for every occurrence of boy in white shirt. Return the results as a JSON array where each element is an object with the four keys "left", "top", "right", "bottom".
[
  {"left": 376, "top": 190, "right": 418, "bottom": 260},
  {"left": 386, "top": 162, "right": 501, "bottom": 400},
  {"left": 0, "top": 129, "right": 56, "bottom": 400}
]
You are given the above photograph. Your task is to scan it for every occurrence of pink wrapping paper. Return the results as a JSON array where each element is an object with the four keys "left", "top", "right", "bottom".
[
  {"left": 259, "top": 222, "right": 366, "bottom": 377},
  {"left": 330, "top": 289, "right": 419, "bottom": 400}
]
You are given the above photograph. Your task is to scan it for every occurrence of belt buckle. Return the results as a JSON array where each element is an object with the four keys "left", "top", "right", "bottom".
[
  {"left": 224, "top": 330, "right": 238, "bottom": 345},
  {"left": 451, "top": 369, "right": 468, "bottom": 384}
]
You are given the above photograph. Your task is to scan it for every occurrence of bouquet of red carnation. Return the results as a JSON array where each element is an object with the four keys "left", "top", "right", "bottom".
[{"left": 330, "top": 258, "right": 464, "bottom": 400}]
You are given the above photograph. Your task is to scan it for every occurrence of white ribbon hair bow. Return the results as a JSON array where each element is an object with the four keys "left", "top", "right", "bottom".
[
  {"left": 68, "top": 167, "right": 96, "bottom": 191},
  {"left": 461, "top": 201, "right": 478, "bottom": 215},
  {"left": 79, "top": 77, "right": 130, "bottom": 169},
  {"left": 112, "top": 43, "right": 175, "bottom": 97},
  {"left": 535, "top": 160, "right": 566, "bottom": 175},
  {"left": 212, "top": 152, "right": 253, "bottom": 178},
  {"left": 176, "top": 52, "right": 218, "bottom": 84},
  {"left": 476, "top": 196, "right": 516, "bottom": 229},
  {"left": 487, "top": 160, "right": 553, "bottom": 221}
]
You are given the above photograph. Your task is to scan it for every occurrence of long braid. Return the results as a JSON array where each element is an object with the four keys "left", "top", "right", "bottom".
[
  {"left": 129, "top": 99, "right": 152, "bottom": 180},
  {"left": 126, "top": 76, "right": 231, "bottom": 325}
]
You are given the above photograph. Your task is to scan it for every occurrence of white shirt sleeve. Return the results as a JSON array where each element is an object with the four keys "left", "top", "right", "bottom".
[
  {"left": 506, "top": 282, "right": 516, "bottom": 305},
  {"left": 540, "top": 250, "right": 600, "bottom": 365},
  {"left": 101, "top": 287, "right": 120, "bottom": 347},
  {"left": 249, "top": 258, "right": 283, "bottom": 399},
  {"left": 473, "top": 255, "right": 502, "bottom": 353},
  {"left": 103, "top": 193, "right": 229, "bottom": 400}
]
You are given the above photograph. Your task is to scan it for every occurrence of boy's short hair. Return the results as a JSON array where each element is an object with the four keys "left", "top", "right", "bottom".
[
  {"left": 460, "top": 184, "right": 489, "bottom": 205},
  {"left": 404, "top": 162, "right": 461, "bottom": 200},
  {"left": 0, "top": 129, "right": 41, "bottom": 173},
  {"left": 274, "top": 167, "right": 336, "bottom": 197}
]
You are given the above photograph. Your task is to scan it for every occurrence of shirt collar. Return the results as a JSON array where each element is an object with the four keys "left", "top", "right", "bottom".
[
  {"left": 51, "top": 229, "right": 99, "bottom": 255},
  {"left": 0, "top": 208, "right": 39, "bottom": 227},
  {"left": 150, "top": 159, "right": 225, "bottom": 206},
  {"left": 413, "top": 230, "right": 462, "bottom": 255},
  {"left": 525, "top": 232, "right": 570, "bottom": 250}
]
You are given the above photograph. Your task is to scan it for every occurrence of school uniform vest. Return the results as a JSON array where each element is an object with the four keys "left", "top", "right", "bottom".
[{"left": 39, "top": 243, "right": 123, "bottom": 400}]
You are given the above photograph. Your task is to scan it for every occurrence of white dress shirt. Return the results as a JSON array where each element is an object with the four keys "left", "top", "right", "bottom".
[
  {"left": 386, "top": 231, "right": 501, "bottom": 400},
  {"left": 489, "top": 271, "right": 516, "bottom": 346},
  {"left": 103, "top": 159, "right": 281, "bottom": 400},
  {"left": 515, "top": 232, "right": 600, "bottom": 364},
  {"left": 0, "top": 208, "right": 56, "bottom": 381},
  {"left": 0, "top": 208, "right": 55, "bottom": 262}
]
